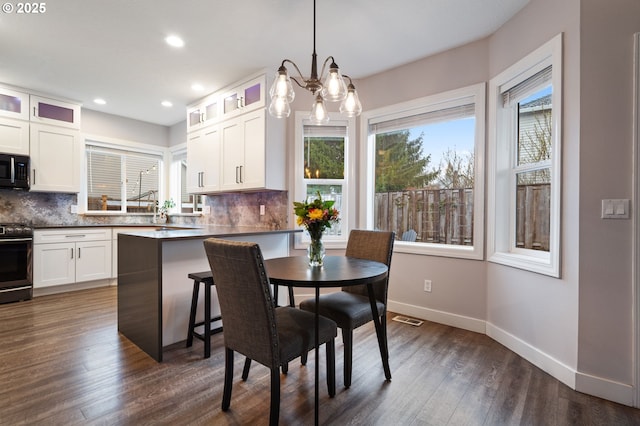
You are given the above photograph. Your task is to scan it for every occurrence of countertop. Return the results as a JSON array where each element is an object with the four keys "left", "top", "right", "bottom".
[
  {"left": 118, "top": 225, "right": 301, "bottom": 241},
  {"left": 33, "top": 223, "right": 301, "bottom": 241}
]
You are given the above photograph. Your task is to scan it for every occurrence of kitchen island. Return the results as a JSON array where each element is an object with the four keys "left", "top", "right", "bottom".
[{"left": 117, "top": 226, "right": 300, "bottom": 362}]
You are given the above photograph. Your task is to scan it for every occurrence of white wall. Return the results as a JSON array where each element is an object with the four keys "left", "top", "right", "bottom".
[
  {"left": 82, "top": 108, "right": 169, "bottom": 146},
  {"left": 577, "top": 0, "right": 640, "bottom": 403}
]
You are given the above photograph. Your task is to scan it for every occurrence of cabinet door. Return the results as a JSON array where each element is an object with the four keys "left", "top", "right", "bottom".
[
  {"left": 220, "top": 75, "right": 265, "bottom": 120},
  {"left": 0, "top": 87, "right": 29, "bottom": 120},
  {"left": 30, "top": 123, "right": 81, "bottom": 193},
  {"left": 187, "top": 95, "right": 219, "bottom": 132},
  {"left": 186, "top": 125, "right": 220, "bottom": 193},
  {"left": 240, "top": 110, "right": 266, "bottom": 189},
  {"left": 220, "top": 118, "right": 245, "bottom": 191},
  {"left": 0, "top": 117, "right": 29, "bottom": 155},
  {"left": 30, "top": 95, "right": 81, "bottom": 129},
  {"left": 75, "top": 240, "right": 112, "bottom": 283},
  {"left": 33, "top": 242, "right": 75, "bottom": 287}
]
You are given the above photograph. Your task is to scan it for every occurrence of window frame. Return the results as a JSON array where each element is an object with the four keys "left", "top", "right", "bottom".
[
  {"left": 80, "top": 135, "right": 167, "bottom": 215},
  {"left": 169, "top": 144, "right": 203, "bottom": 215},
  {"left": 487, "top": 33, "right": 563, "bottom": 277},
  {"left": 359, "top": 83, "right": 486, "bottom": 260},
  {"left": 293, "top": 111, "right": 356, "bottom": 249}
]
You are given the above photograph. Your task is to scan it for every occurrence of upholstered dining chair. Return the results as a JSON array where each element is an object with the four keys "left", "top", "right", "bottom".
[
  {"left": 299, "top": 229, "right": 394, "bottom": 388},
  {"left": 203, "top": 238, "right": 337, "bottom": 426}
]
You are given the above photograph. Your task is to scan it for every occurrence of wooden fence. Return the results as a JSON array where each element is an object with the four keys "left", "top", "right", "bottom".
[{"left": 374, "top": 184, "right": 550, "bottom": 250}]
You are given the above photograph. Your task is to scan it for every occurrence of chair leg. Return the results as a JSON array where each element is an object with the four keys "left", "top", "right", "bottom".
[
  {"left": 242, "top": 357, "right": 252, "bottom": 381},
  {"left": 186, "top": 280, "right": 199, "bottom": 347},
  {"left": 326, "top": 339, "right": 336, "bottom": 397},
  {"left": 222, "top": 348, "right": 234, "bottom": 411},
  {"left": 204, "top": 281, "right": 211, "bottom": 358},
  {"left": 342, "top": 329, "right": 353, "bottom": 388},
  {"left": 301, "top": 351, "right": 308, "bottom": 365},
  {"left": 282, "top": 362, "right": 288, "bottom": 374},
  {"left": 269, "top": 367, "right": 280, "bottom": 426}
]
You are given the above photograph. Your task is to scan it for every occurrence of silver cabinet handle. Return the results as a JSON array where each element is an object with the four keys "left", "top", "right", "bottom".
[
  {"left": 70, "top": 248, "right": 74, "bottom": 259},
  {"left": 239, "top": 165, "right": 243, "bottom": 183},
  {"left": 78, "top": 247, "right": 81, "bottom": 259}
]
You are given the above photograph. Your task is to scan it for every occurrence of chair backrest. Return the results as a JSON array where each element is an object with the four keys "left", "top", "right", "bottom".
[
  {"left": 203, "top": 238, "right": 279, "bottom": 369},
  {"left": 342, "top": 229, "right": 395, "bottom": 303}
]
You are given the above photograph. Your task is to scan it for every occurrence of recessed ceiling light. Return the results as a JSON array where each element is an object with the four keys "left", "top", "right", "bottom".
[
  {"left": 93, "top": 98, "right": 106, "bottom": 105},
  {"left": 165, "top": 35, "right": 184, "bottom": 48},
  {"left": 161, "top": 101, "right": 173, "bottom": 107},
  {"left": 191, "top": 83, "right": 204, "bottom": 91}
]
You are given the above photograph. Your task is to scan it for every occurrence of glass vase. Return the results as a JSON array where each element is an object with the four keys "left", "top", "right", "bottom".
[{"left": 307, "top": 236, "right": 325, "bottom": 267}]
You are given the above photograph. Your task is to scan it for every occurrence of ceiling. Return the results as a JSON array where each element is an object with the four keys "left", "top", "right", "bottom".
[{"left": 0, "top": 0, "right": 528, "bottom": 127}]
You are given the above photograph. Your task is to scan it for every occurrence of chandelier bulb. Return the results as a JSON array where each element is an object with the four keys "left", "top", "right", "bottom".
[
  {"left": 310, "top": 94, "right": 330, "bottom": 124},
  {"left": 269, "top": 66, "right": 295, "bottom": 103},
  {"left": 321, "top": 63, "right": 347, "bottom": 102},
  {"left": 339, "top": 83, "right": 362, "bottom": 117},
  {"left": 269, "top": 96, "right": 291, "bottom": 118}
]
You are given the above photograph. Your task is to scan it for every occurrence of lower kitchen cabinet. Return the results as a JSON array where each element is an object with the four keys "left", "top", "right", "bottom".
[{"left": 34, "top": 228, "right": 112, "bottom": 287}]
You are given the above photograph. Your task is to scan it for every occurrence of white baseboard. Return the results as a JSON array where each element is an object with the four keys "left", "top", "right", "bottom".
[
  {"left": 486, "top": 322, "right": 576, "bottom": 389},
  {"left": 387, "top": 300, "right": 486, "bottom": 334},
  {"left": 575, "top": 371, "right": 635, "bottom": 407}
]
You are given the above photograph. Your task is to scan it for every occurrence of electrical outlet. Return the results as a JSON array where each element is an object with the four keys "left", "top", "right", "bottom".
[
  {"left": 424, "top": 279, "right": 432, "bottom": 292},
  {"left": 259, "top": 204, "right": 266, "bottom": 216}
]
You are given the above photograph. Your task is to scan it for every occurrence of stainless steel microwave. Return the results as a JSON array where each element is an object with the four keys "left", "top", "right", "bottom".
[{"left": 0, "top": 153, "right": 29, "bottom": 189}]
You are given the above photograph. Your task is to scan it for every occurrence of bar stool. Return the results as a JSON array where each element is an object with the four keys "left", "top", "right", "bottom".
[{"left": 186, "top": 270, "right": 223, "bottom": 358}]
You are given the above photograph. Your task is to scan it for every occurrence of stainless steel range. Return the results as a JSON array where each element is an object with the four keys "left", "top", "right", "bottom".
[{"left": 0, "top": 223, "right": 33, "bottom": 304}]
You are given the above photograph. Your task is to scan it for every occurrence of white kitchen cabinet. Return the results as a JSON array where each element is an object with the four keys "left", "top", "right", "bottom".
[
  {"left": 0, "top": 117, "right": 29, "bottom": 155},
  {"left": 29, "top": 123, "right": 82, "bottom": 192},
  {"left": 34, "top": 228, "right": 112, "bottom": 288},
  {"left": 220, "top": 108, "right": 284, "bottom": 191},
  {"left": 186, "top": 94, "right": 218, "bottom": 133},
  {"left": 186, "top": 125, "right": 220, "bottom": 193},
  {"left": 220, "top": 74, "right": 265, "bottom": 120},
  {"left": 30, "top": 95, "right": 81, "bottom": 129},
  {"left": 0, "top": 86, "right": 29, "bottom": 121},
  {"left": 0, "top": 86, "right": 30, "bottom": 155}
]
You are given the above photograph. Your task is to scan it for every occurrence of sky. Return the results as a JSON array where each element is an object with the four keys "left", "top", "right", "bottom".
[{"left": 409, "top": 116, "right": 476, "bottom": 172}]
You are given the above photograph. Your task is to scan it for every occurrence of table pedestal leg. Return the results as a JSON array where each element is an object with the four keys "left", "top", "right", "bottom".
[
  {"left": 367, "top": 284, "right": 391, "bottom": 381},
  {"left": 314, "top": 286, "right": 319, "bottom": 426}
]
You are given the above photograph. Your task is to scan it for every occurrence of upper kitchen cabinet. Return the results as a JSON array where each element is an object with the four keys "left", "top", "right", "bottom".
[
  {"left": 220, "top": 74, "right": 265, "bottom": 120},
  {"left": 0, "top": 86, "right": 30, "bottom": 155},
  {"left": 186, "top": 93, "right": 218, "bottom": 133},
  {"left": 220, "top": 109, "right": 285, "bottom": 191},
  {"left": 30, "top": 95, "right": 81, "bottom": 129},
  {"left": 186, "top": 124, "right": 220, "bottom": 193},
  {"left": 30, "top": 123, "right": 82, "bottom": 193}
]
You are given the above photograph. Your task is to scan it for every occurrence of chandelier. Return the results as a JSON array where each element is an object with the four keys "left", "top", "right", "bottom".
[{"left": 268, "top": 0, "right": 362, "bottom": 124}]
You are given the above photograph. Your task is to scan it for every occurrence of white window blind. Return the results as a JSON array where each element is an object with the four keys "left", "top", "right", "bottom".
[
  {"left": 369, "top": 103, "right": 475, "bottom": 134},
  {"left": 502, "top": 65, "right": 552, "bottom": 106}
]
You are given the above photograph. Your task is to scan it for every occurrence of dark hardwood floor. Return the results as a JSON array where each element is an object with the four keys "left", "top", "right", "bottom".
[{"left": 1, "top": 286, "right": 639, "bottom": 425}]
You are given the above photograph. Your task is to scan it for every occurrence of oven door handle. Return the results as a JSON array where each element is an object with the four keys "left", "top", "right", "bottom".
[
  {"left": 0, "top": 285, "right": 32, "bottom": 293},
  {"left": 0, "top": 238, "right": 33, "bottom": 243}
]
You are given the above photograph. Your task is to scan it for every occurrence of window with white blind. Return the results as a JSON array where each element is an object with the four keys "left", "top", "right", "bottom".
[
  {"left": 487, "top": 33, "right": 562, "bottom": 277},
  {"left": 294, "top": 112, "right": 356, "bottom": 248},
  {"left": 85, "top": 143, "right": 163, "bottom": 214},
  {"left": 360, "top": 83, "right": 485, "bottom": 259},
  {"left": 169, "top": 148, "right": 203, "bottom": 214}
]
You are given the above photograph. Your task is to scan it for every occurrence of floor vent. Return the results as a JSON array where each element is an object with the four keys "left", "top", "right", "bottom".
[{"left": 391, "top": 315, "right": 423, "bottom": 327}]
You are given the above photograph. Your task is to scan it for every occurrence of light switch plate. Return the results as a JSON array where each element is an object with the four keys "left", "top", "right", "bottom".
[{"left": 601, "top": 199, "right": 630, "bottom": 219}]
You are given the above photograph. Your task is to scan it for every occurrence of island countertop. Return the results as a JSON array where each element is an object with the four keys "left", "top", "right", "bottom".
[{"left": 120, "top": 225, "right": 301, "bottom": 240}]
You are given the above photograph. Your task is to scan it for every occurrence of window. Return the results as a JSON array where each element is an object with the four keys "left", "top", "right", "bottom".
[
  {"left": 169, "top": 147, "right": 203, "bottom": 214},
  {"left": 84, "top": 141, "right": 164, "bottom": 214},
  {"left": 487, "top": 34, "right": 562, "bottom": 277},
  {"left": 360, "top": 84, "right": 485, "bottom": 259},
  {"left": 294, "top": 112, "right": 356, "bottom": 248}
]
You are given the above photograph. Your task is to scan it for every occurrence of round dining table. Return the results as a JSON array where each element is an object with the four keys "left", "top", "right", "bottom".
[{"left": 265, "top": 255, "right": 390, "bottom": 426}]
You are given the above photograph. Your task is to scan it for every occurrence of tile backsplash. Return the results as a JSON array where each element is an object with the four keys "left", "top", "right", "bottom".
[{"left": 0, "top": 190, "right": 290, "bottom": 228}]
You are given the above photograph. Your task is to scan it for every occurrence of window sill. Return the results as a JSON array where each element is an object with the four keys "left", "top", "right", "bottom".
[
  {"left": 394, "top": 241, "right": 483, "bottom": 260},
  {"left": 488, "top": 250, "right": 559, "bottom": 278}
]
